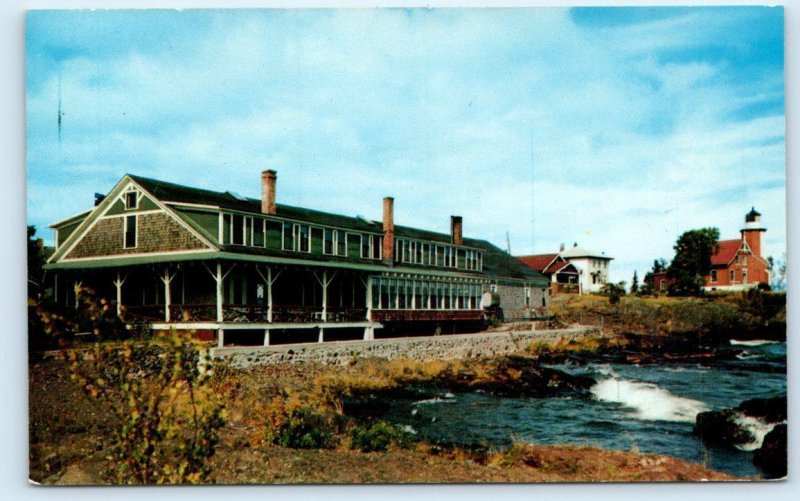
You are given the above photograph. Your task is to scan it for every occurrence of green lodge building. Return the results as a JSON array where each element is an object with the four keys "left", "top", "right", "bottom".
[{"left": 44, "top": 171, "right": 548, "bottom": 346}]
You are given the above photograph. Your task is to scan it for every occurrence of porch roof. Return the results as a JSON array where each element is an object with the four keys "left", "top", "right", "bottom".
[{"left": 44, "top": 251, "right": 548, "bottom": 285}]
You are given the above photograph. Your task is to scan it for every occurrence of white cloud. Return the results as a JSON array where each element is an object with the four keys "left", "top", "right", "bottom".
[{"left": 26, "top": 8, "right": 785, "bottom": 286}]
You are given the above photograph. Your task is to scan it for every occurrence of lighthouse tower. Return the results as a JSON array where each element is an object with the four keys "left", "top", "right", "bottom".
[{"left": 741, "top": 207, "right": 766, "bottom": 257}]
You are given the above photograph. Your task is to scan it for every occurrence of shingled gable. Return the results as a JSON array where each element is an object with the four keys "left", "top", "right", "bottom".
[{"left": 48, "top": 175, "right": 218, "bottom": 263}]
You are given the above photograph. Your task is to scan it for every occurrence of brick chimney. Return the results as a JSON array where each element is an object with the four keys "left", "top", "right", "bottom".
[
  {"left": 382, "top": 197, "right": 395, "bottom": 265},
  {"left": 261, "top": 170, "right": 277, "bottom": 215},
  {"left": 451, "top": 216, "right": 463, "bottom": 246}
]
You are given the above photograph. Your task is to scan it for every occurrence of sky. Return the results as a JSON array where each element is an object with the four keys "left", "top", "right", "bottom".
[{"left": 25, "top": 7, "right": 786, "bottom": 285}]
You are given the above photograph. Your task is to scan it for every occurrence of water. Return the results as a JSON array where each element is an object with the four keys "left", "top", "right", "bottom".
[{"left": 378, "top": 342, "right": 786, "bottom": 478}]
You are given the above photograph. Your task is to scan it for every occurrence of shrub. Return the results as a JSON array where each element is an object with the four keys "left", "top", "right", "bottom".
[
  {"left": 37, "top": 289, "right": 225, "bottom": 484},
  {"left": 262, "top": 396, "right": 337, "bottom": 449},
  {"left": 350, "top": 421, "right": 411, "bottom": 453}
]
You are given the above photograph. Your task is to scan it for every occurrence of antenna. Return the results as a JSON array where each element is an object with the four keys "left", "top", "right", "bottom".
[
  {"left": 506, "top": 231, "right": 512, "bottom": 255},
  {"left": 57, "top": 72, "right": 63, "bottom": 160}
]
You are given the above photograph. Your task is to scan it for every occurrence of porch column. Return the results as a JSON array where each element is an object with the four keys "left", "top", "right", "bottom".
[
  {"left": 73, "top": 281, "right": 82, "bottom": 309},
  {"left": 160, "top": 269, "right": 175, "bottom": 322},
  {"left": 318, "top": 328, "right": 324, "bottom": 343},
  {"left": 313, "top": 270, "right": 335, "bottom": 322},
  {"left": 112, "top": 272, "right": 126, "bottom": 317},
  {"left": 267, "top": 267, "right": 273, "bottom": 323},
  {"left": 321, "top": 270, "right": 328, "bottom": 321},
  {"left": 263, "top": 329, "right": 270, "bottom": 346},
  {"left": 216, "top": 262, "right": 223, "bottom": 323},
  {"left": 365, "top": 276, "right": 373, "bottom": 321}
]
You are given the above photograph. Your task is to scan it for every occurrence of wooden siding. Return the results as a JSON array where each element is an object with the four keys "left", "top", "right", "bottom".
[{"left": 64, "top": 212, "right": 208, "bottom": 259}]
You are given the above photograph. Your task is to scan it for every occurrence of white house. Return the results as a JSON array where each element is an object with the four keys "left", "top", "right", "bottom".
[{"left": 559, "top": 245, "right": 614, "bottom": 294}]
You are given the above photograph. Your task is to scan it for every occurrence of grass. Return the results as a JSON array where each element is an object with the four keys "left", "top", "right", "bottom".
[{"left": 548, "top": 293, "right": 784, "bottom": 342}]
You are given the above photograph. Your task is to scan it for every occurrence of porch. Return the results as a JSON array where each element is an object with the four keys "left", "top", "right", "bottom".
[
  {"left": 48, "top": 260, "right": 378, "bottom": 347},
  {"left": 47, "top": 260, "right": 492, "bottom": 347}
]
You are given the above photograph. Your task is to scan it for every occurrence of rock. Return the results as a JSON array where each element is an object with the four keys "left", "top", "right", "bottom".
[
  {"left": 738, "top": 396, "right": 787, "bottom": 423},
  {"left": 753, "top": 423, "right": 787, "bottom": 479},
  {"left": 468, "top": 355, "right": 595, "bottom": 398},
  {"left": 695, "top": 410, "right": 756, "bottom": 448},
  {"left": 694, "top": 395, "right": 786, "bottom": 450}
]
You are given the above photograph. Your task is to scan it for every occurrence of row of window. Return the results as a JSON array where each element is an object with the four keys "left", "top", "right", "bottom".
[
  {"left": 710, "top": 269, "right": 748, "bottom": 283},
  {"left": 219, "top": 213, "right": 483, "bottom": 269},
  {"left": 394, "top": 238, "right": 483, "bottom": 271},
  {"left": 371, "top": 278, "right": 483, "bottom": 310}
]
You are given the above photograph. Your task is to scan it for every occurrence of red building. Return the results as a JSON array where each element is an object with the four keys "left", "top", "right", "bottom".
[
  {"left": 516, "top": 253, "right": 580, "bottom": 294},
  {"left": 651, "top": 208, "right": 770, "bottom": 293}
]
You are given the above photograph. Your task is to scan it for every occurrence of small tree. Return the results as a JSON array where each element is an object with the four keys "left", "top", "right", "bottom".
[
  {"left": 768, "top": 254, "right": 787, "bottom": 291},
  {"left": 667, "top": 228, "right": 720, "bottom": 296},
  {"left": 641, "top": 259, "right": 666, "bottom": 296},
  {"left": 601, "top": 282, "right": 626, "bottom": 304},
  {"left": 630, "top": 271, "right": 639, "bottom": 294}
]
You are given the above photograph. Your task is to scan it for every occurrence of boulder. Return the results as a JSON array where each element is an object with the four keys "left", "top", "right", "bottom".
[
  {"left": 695, "top": 409, "right": 756, "bottom": 448},
  {"left": 753, "top": 423, "right": 787, "bottom": 479}
]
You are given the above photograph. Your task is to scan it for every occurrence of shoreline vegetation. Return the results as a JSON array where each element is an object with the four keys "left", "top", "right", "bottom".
[{"left": 29, "top": 293, "right": 785, "bottom": 484}]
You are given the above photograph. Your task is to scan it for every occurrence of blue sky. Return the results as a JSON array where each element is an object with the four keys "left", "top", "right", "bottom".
[{"left": 26, "top": 7, "right": 785, "bottom": 285}]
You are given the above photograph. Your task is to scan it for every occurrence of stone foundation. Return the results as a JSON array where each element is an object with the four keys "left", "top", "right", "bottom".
[{"left": 210, "top": 326, "right": 601, "bottom": 368}]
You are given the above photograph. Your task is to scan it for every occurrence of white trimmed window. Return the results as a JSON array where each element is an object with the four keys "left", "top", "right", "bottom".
[
  {"left": 361, "top": 234, "right": 382, "bottom": 260},
  {"left": 281, "top": 222, "right": 310, "bottom": 252},
  {"left": 323, "top": 228, "right": 335, "bottom": 255},
  {"left": 322, "top": 228, "right": 347, "bottom": 256},
  {"left": 124, "top": 190, "right": 138, "bottom": 210},
  {"left": 710, "top": 269, "right": 717, "bottom": 282},
  {"left": 336, "top": 230, "right": 346, "bottom": 256},
  {"left": 729, "top": 269, "right": 736, "bottom": 282},
  {"left": 124, "top": 214, "right": 137, "bottom": 249},
  {"left": 295, "top": 224, "right": 310, "bottom": 253}
]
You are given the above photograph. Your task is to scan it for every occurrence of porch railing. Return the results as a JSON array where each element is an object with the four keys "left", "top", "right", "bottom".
[
  {"left": 222, "top": 304, "right": 270, "bottom": 323},
  {"left": 123, "top": 305, "right": 166, "bottom": 322},
  {"left": 371, "top": 309, "right": 484, "bottom": 322},
  {"left": 169, "top": 303, "right": 217, "bottom": 322},
  {"left": 123, "top": 304, "right": 369, "bottom": 324}
]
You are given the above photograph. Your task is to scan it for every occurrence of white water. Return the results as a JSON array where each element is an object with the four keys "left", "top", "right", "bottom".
[
  {"left": 732, "top": 414, "right": 784, "bottom": 451},
  {"left": 729, "top": 339, "right": 779, "bottom": 347},
  {"left": 591, "top": 377, "right": 709, "bottom": 423},
  {"left": 412, "top": 396, "right": 457, "bottom": 406}
]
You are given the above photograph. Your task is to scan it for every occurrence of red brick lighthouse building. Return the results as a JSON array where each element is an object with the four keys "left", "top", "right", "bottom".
[
  {"left": 653, "top": 208, "right": 771, "bottom": 293},
  {"left": 702, "top": 207, "right": 770, "bottom": 291}
]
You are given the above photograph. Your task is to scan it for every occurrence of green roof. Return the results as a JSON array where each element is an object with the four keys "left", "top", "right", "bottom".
[{"left": 59, "top": 173, "right": 547, "bottom": 284}]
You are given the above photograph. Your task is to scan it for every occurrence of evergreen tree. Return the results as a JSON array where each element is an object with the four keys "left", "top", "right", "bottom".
[
  {"left": 630, "top": 271, "right": 639, "bottom": 294},
  {"left": 28, "top": 225, "right": 45, "bottom": 299}
]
